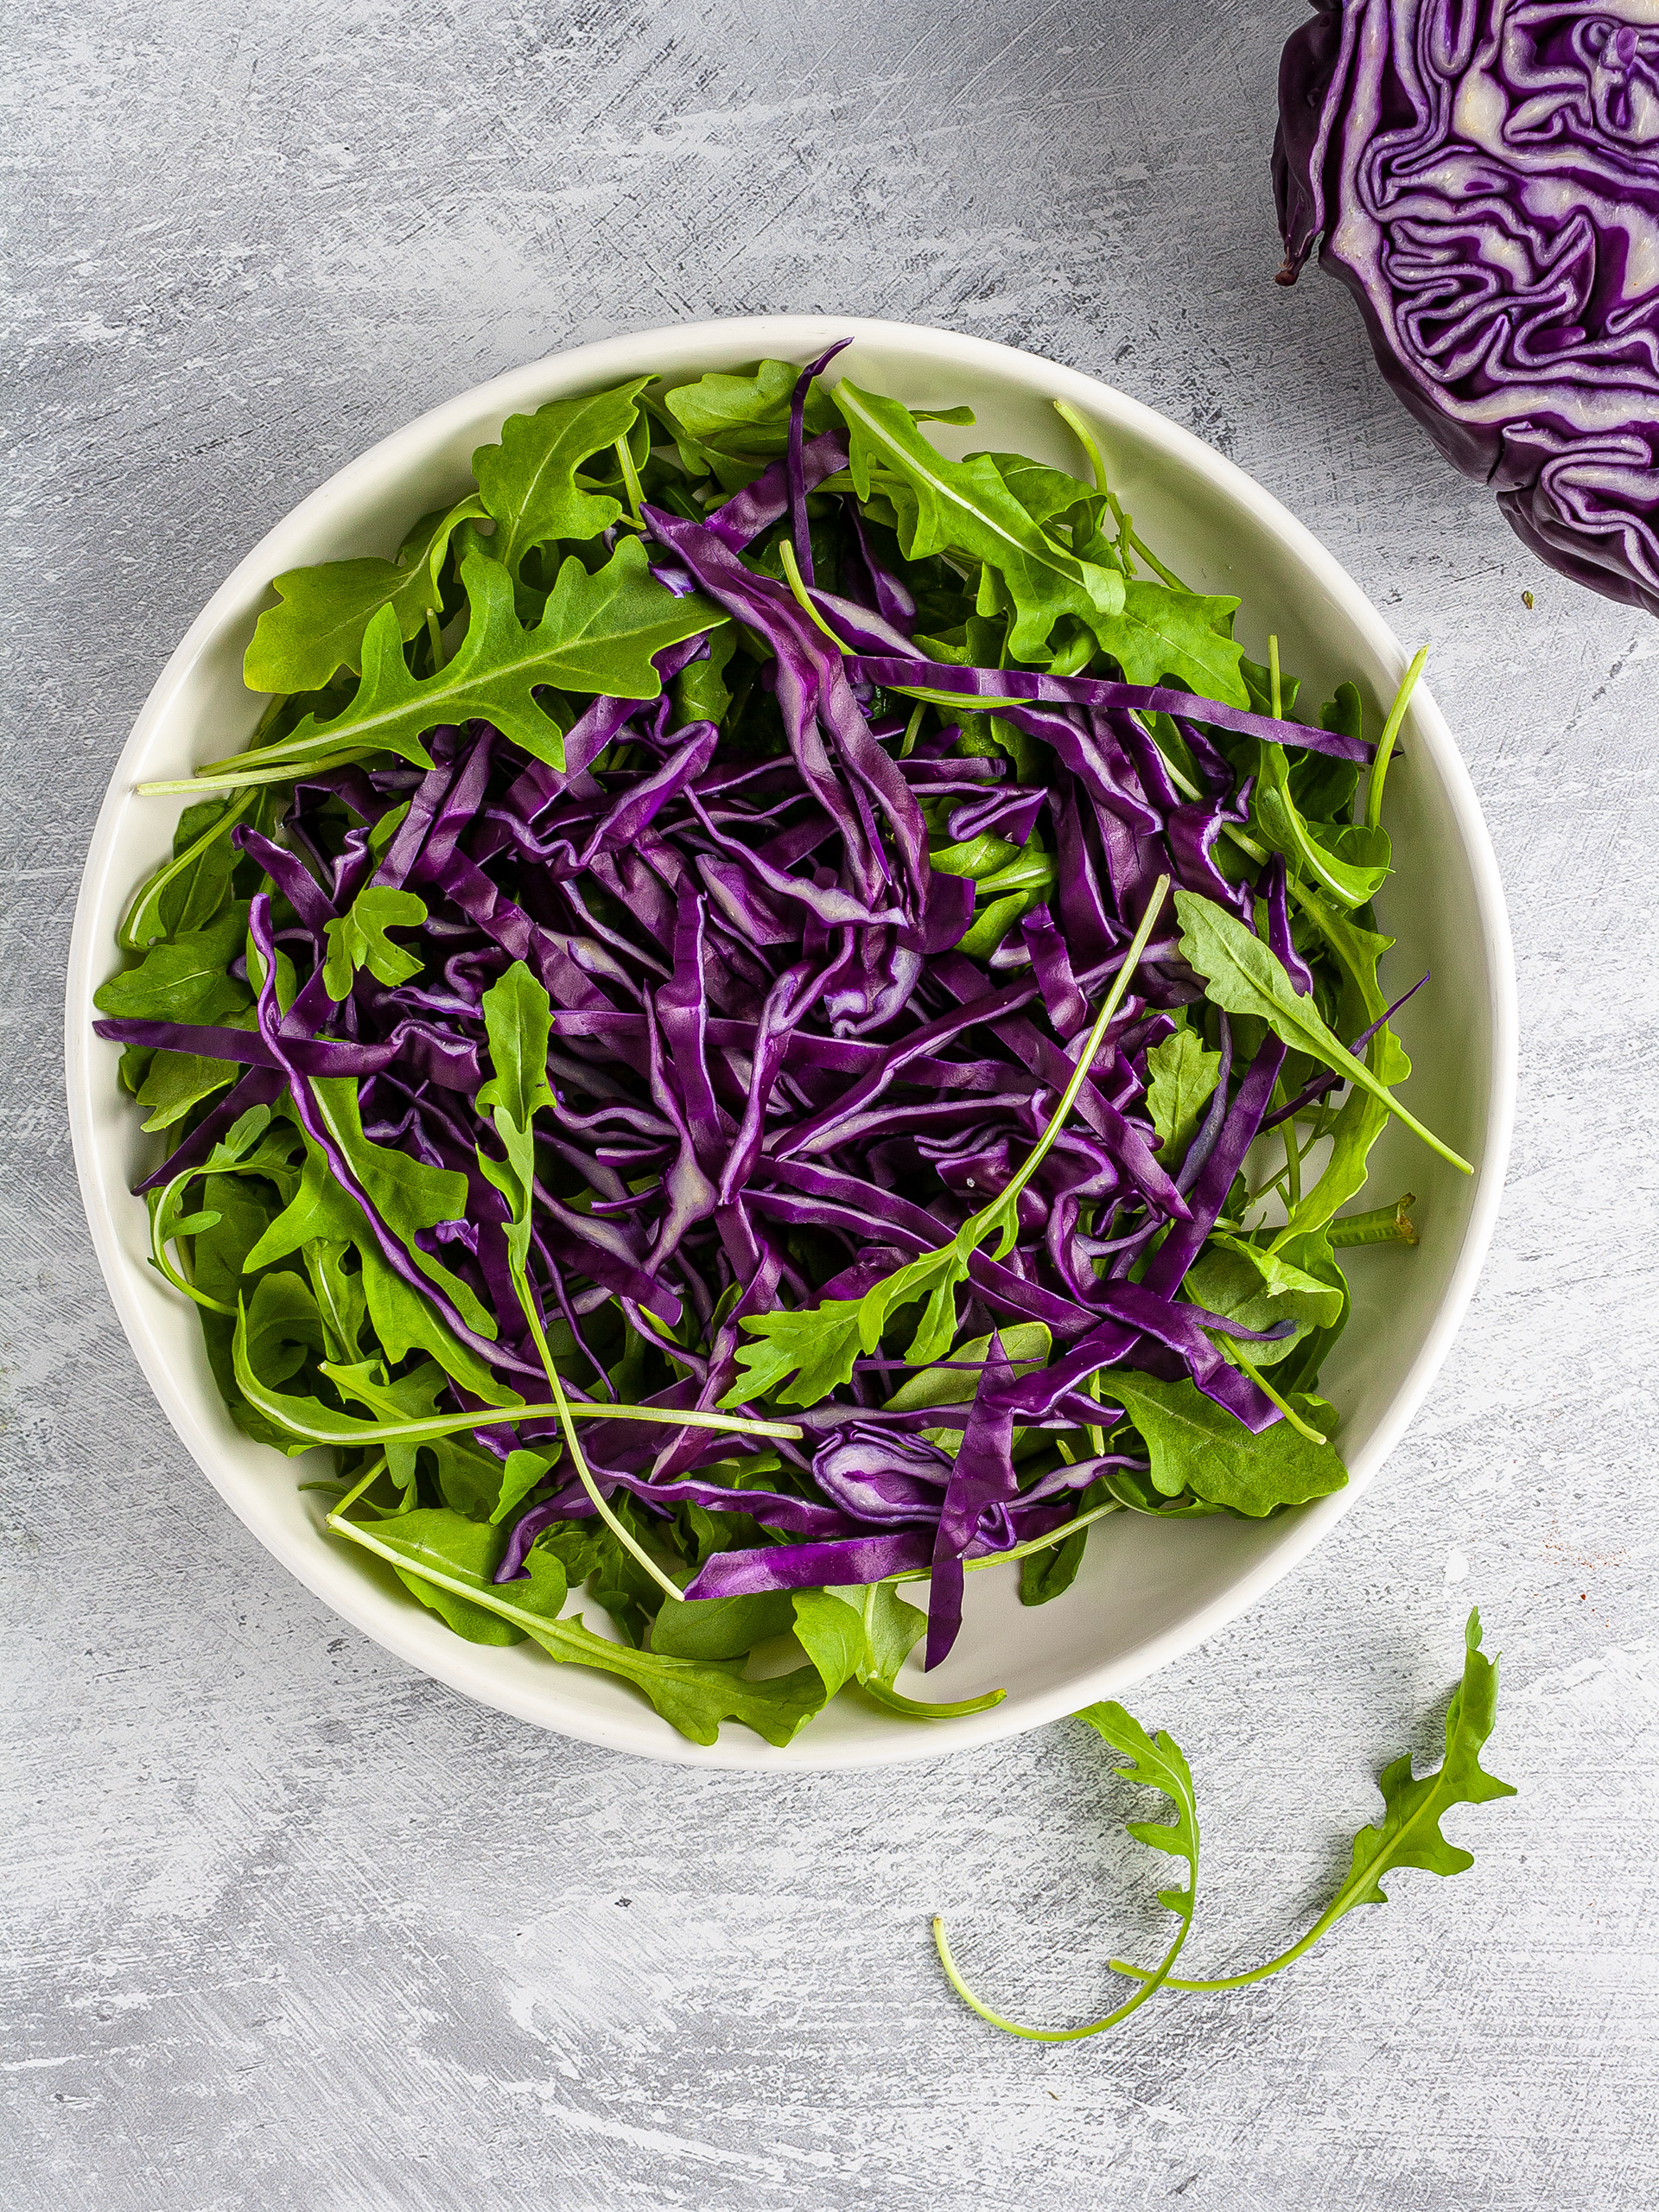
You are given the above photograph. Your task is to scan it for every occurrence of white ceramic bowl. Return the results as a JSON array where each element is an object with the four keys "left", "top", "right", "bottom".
[{"left": 65, "top": 315, "right": 1516, "bottom": 1769}]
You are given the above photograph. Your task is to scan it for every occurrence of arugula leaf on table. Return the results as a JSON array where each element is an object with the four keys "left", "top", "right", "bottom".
[
  {"left": 833, "top": 378, "right": 1126, "bottom": 662},
  {"left": 1106, "top": 1611, "right": 1516, "bottom": 1999},
  {"left": 1173, "top": 888, "right": 1469, "bottom": 1174},
  {"left": 933, "top": 1702, "right": 1198, "bottom": 2039},
  {"left": 94, "top": 906, "right": 251, "bottom": 1026},
  {"left": 243, "top": 499, "right": 479, "bottom": 695},
  {"left": 321, "top": 886, "right": 429, "bottom": 1000},
  {"left": 939, "top": 1613, "right": 1514, "bottom": 2038},
  {"left": 472, "top": 379, "right": 652, "bottom": 571},
  {"left": 1145, "top": 1026, "right": 1222, "bottom": 1166},
  {"left": 202, "top": 539, "right": 723, "bottom": 782},
  {"left": 1105, "top": 1370, "right": 1347, "bottom": 1516}
]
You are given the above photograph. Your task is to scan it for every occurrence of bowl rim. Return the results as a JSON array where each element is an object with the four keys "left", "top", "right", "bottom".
[{"left": 64, "top": 312, "right": 1518, "bottom": 1770}]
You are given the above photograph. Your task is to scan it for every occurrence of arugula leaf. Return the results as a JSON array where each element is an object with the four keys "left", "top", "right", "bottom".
[
  {"left": 1091, "top": 578, "right": 1249, "bottom": 705},
  {"left": 472, "top": 379, "right": 652, "bottom": 570},
  {"left": 1108, "top": 1611, "right": 1515, "bottom": 1997},
  {"left": 1105, "top": 1370, "right": 1348, "bottom": 1516},
  {"left": 791, "top": 1585, "right": 1006, "bottom": 1719},
  {"left": 327, "top": 1503, "right": 840, "bottom": 1745},
  {"left": 1020, "top": 1474, "right": 1114, "bottom": 1606},
  {"left": 119, "top": 791, "right": 256, "bottom": 951},
  {"left": 135, "top": 1048, "right": 239, "bottom": 1132},
  {"left": 933, "top": 1701, "right": 1198, "bottom": 2038},
  {"left": 243, "top": 501, "right": 472, "bottom": 694},
  {"left": 1184, "top": 1240, "right": 1343, "bottom": 1369},
  {"left": 662, "top": 359, "right": 842, "bottom": 467},
  {"left": 833, "top": 378, "right": 1126, "bottom": 661},
  {"left": 94, "top": 907, "right": 251, "bottom": 1026},
  {"left": 1253, "top": 737, "right": 1389, "bottom": 908},
  {"left": 880, "top": 1324, "right": 1052, "bottom": 1412},
  {"left": 1145, "top": 1027, "right": 1221, "bottom": 1165},
  {"left": 205, "top": 540, "right": 722, "bottom": 780},
  {"left": 321, "top": 887, "right": 429, "bottom": 1000},
  {"left": 1173, "top": 888, "right": 1471, "bottom": 1173}
]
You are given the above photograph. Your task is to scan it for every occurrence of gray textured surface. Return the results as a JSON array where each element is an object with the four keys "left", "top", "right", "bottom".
[{"left": 3, "top": 3, "right": 1656, "bottom": 2206}]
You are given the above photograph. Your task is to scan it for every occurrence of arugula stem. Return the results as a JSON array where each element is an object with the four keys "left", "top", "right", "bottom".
[
  {"left": 978, "top": 875, "right": 1169, "bottom": 1224},
  {"left": 1050, "top": 398, "right": 1189, "bottom": 589},
  {"left": 614, "top": 434, "right": 645, "bottom": 526},
  {"left": 517, "top": 1277, "right": 685, "bottom": 1607},
  {"left": 777, "top": 539, "right": 847, "bottom": 650},
  {"left": 1052, "top": 397, "right": 1110, "bottom": 497},
  {"left": 931, "top": 1911, "right": 1193, "bottom": 2042},
  {"left": 138, "top": 750, "right": 374, "bottom": 797},
  {"left": 864, "top": 1680, "right": 1007, "bottom": 1719},
  {"left": 1268, "top": 632, "right": 1282, "bottom": 721},
  {"left": 890, "top": 1497, "right": 1126, "bottom": 1585},
  {"left": 1224, "top": 1344, "right": 1326, "bottom": 1445},
  {"left": 899, "top": 701, "right": 925, "bottom": 757},
  {"left": 1363, "top": 645, "right": 1428, "bottom": 831},
  {"left": 1330, "top": 1193, "right": 1419, "bottom": 1248},
  {"left": 424, "top": 607, "right": 447, "bottom": 673}
]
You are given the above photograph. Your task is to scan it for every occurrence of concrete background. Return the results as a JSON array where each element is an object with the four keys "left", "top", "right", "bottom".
[{"left": 3, "top": 3, "right": 1656, "bottom": 2206}]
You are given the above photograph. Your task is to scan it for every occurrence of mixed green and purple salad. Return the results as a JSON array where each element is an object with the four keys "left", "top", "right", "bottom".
[{"left": 96, "top": 345, "right": 1469, "bottom": 1745}]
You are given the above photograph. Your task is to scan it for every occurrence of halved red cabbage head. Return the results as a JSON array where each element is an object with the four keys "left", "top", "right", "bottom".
[{"left": 1276, "top": 0, "right": 1659, "bottom": 613}]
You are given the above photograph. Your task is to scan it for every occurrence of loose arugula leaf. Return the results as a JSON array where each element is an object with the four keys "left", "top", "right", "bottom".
[
  {"left": 1105, "top": 1370, "right": 1347, "bottom": 1516},
  {"left": 203, "top": 540, "right": 722, "bottom": 780},
  {"left": 1173, "top": 888, "right": 1470, "bottom": 1173},
  {"left": 1109, "top": 1610, "right": 1515, "bottom": 1995},
  {"left": 726, "top": 880, "right": 1169, "bottom": 1407},
  {"left": 321, "top": 887, "right": 429, "bottom": 1000},
  {"left": 933, "top": 1702, "right": 1198, "bottom": 2039},
  {"left": 1145, "top": 1027, "right": 1222, "bottom": 1165},
  {"left": 243, "top": 500, "right": 473, "bottom": 694},
  {"left": 834, "top": 378, "right": 1126, "bottom": 660},
  {"left": 473, "top": 379, "right": 652, "bottom": 570}
]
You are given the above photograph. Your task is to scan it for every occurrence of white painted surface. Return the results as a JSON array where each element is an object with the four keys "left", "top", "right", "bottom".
[{"left": 3, "top": 3, "right": 1656, "bottom": 2204}]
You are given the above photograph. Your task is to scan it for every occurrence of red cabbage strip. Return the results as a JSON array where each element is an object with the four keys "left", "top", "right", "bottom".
[
  {"left": 927, "top": 1345, "right": 1020, "bottom": 1664},
  {"left": 848, "top": 656, "right": 1373, "bottom": 760},
  {"left": 787, "top": 341, "right": 853, "bottom": 583},
  {"left": 1142, "top": 1039, "right": 1287, "bottom": 1301},
  {"left": 705, "top": 427, "right": 851, "bottom": 550}
]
